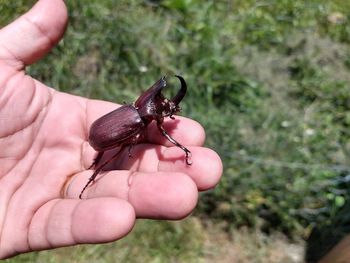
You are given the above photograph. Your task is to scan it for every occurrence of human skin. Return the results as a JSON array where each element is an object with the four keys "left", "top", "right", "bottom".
[{"left": 0, "top": 0, "right": 222, "bottom": 259}]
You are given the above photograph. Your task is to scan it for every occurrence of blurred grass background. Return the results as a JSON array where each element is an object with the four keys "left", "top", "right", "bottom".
[{"left": 2, "top": 0, "right": 350, "bottom": 262}]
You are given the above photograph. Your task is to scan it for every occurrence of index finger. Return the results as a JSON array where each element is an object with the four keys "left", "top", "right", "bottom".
[{"left": 145, "top": 116, "right": 205, "bottom": 147}]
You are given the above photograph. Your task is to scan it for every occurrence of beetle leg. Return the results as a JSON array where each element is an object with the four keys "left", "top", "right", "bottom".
[
  {"left": 88, "top": 151, "right": 104, "bottom": 169},
  {"left": 128, "top": 145, "right": 134, "bottom": 157},
  {"left": 127, "top": 133, "right": 143, "bottom": 158},
  {"left": 79, "top": 147, "right": 124, "bottom": 199},
  {"left": 157, "top": 122, "right": 192, "bottom": 165}
]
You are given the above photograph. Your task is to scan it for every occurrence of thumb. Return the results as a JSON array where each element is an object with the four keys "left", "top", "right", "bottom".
[{"left": 0, "top": 0, "right": 68, "bottom": 68}]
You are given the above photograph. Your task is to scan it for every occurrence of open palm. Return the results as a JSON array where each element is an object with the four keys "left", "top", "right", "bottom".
[{"left": 0, "top": 0, "right": 222, "bottom": 259}]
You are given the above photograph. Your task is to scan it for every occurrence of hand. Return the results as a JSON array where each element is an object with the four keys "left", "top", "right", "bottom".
[{"left": 0, "top": 0, "right": 222, "bottom": 259}]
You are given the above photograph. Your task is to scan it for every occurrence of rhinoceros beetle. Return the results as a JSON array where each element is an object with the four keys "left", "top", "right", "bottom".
[{"left": 79, "top": 75, "right": 192, "bottom": 198}]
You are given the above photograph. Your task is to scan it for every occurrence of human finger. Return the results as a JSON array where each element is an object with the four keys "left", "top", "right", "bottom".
[
  {"left": 0, "top": 0, "right": 67, "bottom": 66},
  {"left": 158, "top": 146, "right": 222, "bottom": 191},
  {"left": 26, "top": 198, "right": 135, "bottom": 252},
  {"left": 66, "top": 170, "right": 198, "bottom": 219},
  {"left": 97, "top": 144, "right": 222, "bottom": 191},
  {"left": 145, "top": 116, "right": 205, "bottom": 147}
]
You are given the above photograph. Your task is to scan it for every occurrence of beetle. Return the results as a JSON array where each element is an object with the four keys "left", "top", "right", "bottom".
[{"left": 79, "top": 75, "right": 192, "bottom": 198}]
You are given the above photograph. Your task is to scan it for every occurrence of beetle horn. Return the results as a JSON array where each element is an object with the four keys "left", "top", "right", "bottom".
[{"left": 171, "top": 75, "right": 187, "bottom": 105}]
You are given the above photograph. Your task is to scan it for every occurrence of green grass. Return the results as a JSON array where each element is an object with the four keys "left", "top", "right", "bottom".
[
  {"left": 4, "top": 219, "right": 205, "bottom": 263},
  {"left": 2, "top": 0, "right": 350, "bottom": 261}
]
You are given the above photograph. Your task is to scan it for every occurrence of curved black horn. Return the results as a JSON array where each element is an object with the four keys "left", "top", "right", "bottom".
[{"left": 172, "top": 75, "right": 187, "bottom": 105}]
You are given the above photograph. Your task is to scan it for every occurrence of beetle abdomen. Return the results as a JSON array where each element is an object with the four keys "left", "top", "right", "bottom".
[{"left": 88, "top": 105, "right": 145, "bottom": 151}]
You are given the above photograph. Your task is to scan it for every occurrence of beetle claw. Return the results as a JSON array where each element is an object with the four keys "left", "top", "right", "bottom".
[{"left": 185, "top": 150, "right": 192, "bottom": 165}]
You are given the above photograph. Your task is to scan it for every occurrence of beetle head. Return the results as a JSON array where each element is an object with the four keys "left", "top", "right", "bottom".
[{"left": 135, "top": 75, "right": 187, "bottom": 121}]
